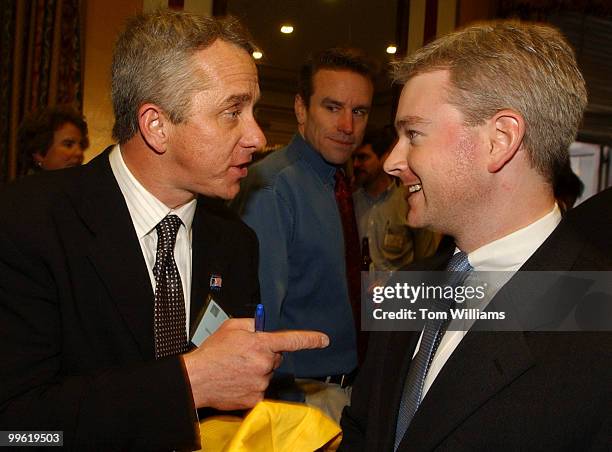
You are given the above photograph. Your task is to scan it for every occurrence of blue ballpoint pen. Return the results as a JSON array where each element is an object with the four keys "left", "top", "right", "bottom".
[{"left": 254, "top": 303, "right": 265, "bottom": 332}]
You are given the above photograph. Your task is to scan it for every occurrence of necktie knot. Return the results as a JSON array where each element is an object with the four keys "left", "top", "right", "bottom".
[
  {"left": 156, "top": 214, "right": 182, "bottom": 250},
  {"left": 446, "top": 251, "right": 472, "bottom": 272},
  {"left": 334, "top": 170, "right": 350, "bottom": 197},
  {"left": 153, "top": 215, "right": 182, "bottom": 279}
]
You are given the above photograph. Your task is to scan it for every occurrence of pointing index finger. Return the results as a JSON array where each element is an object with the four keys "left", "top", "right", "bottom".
[{"left": 263, "top": 330, "right": 330, "bottom": 353}]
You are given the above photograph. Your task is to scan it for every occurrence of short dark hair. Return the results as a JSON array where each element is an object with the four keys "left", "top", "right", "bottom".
[
  {"left": 17, "top": 105, "right": 89, "bottom": 175},
  {"left": 297, "top": 47, "right": 375, "bottom": 107},
  {"left": 361, "top": 125, "right": 397, "bottom": 158}
]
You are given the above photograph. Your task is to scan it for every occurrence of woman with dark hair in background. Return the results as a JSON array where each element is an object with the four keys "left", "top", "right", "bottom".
[{"left": 17, "top": 105, "right": 89, "bottom": 175}]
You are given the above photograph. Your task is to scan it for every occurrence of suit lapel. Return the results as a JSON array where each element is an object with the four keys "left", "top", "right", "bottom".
[
  {"left": 376, "top": 330, "right": 420, "bottom": 450},
  {"left": 375, "top": 248, "right": 454, "bottom": 449},
  {"left": 396, "top": 221, "right": 585, "bottom": 450},
  {"left": 69, "top": 149, "right": 155, "bottom": 360},
  {"left": 400, "top": 331, "right": 534, "bottom": 451},
  {"left": 189, "top": 197, "right": 231, "bottom": 334}
]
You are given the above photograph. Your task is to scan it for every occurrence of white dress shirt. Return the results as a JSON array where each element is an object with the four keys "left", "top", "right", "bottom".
[
  {"left": 109, "top": 145, "right": 197, "bottom": 334},
  {"left": 418, "top": 204, "right": 562, "bottom": 401}
]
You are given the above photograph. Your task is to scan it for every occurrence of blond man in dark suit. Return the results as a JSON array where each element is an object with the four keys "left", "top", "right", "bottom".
[{"left": 340, "top": 21, "right": 611, "bottom": 451}]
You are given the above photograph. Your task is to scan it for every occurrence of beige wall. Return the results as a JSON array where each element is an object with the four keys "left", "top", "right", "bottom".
[
  {"left": 457, "top": 0, "right": 496, "bottom": 26},
  {"left": 407, "top": 0, "right": 426, "bottom": 55},
  {"left": 406, "top": 0, "right": 458, "bottom": 55},
  {"left": 437, "top": 0, "right": 457, "bottom": 38},
  {"left": 82, "top": 0, "right": 214, "bottom": 162},
  {"left": 183, "top": 0, "right": 213, "bottom": 16},
  {"left": 82, "top": 0, "right": 142, "bottom": 162}
]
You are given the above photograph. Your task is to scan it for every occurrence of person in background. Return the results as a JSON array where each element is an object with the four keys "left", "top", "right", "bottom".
[
  {"left": 0, "top": 10, "right": 328, "bottom": 450},
  {"left": 340, "top": 20, "right": 611, "bottom": 451},
  {"left": 352, "top": 125, "right": 439, "bottom": 271},
  {"left": 233, "top": 47, "right": 374, "bottom": 421},
  {"left": 17, "top": 105, "right": 89, "bottom": 175},
  {"left": 554, "top": 159, "right": 585, "bottom": 214}
]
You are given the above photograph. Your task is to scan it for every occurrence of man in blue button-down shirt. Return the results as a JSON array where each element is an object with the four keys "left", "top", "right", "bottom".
[{"left": 232, "top": 48, "right": 374, "bottom": 420}]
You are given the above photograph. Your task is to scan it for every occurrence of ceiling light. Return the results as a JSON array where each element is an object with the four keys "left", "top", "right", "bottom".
[
  {"left": 252, "top": 51, "right": 263, "bottom": 60},
  {"left": 386, "top": 45, "right": 397, "bottom": 54},
  {"left": 280, "top": 25, "right": 294, "bottom": 34}
]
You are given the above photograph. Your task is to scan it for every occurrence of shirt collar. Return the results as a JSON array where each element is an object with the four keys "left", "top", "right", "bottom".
[
  {"left": 467, "top": 204, "right": 562, "bottom": 271},
  {"left": 109, "top": 144, "right": 197, "bottom": 239},
  {"left": 290, "top": 133, "right": 337, "bottom": 185}
]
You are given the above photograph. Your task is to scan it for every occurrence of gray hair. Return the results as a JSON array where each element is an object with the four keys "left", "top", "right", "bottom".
[{"left": 111, "top": 9, "right": 254, "bottom": 143}]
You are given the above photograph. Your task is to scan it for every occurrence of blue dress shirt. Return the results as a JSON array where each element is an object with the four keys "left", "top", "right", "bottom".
[{"left": 232, "top": 134, "right": 357, "bottom": 377}]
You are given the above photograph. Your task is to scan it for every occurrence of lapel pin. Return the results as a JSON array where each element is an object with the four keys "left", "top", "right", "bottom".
[{"left": 209, "top": 273, "right": 222, "bottom": 291}]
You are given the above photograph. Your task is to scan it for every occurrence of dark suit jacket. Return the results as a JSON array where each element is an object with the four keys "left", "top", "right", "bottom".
[
  {"left": 0, "top": 149, "right": 260, "bottom": 451},
  {"left": 340, "top": 188, "right": 612, "bottom": 451}
]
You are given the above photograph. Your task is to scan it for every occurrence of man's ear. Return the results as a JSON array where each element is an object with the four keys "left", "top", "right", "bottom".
[
  {"left": 138, "top": 104, "right": 170, "bottom": 154},
  {"left": 294, "top": 94, "right": 306, "bottom": 125},
  {"left": 486, "top": 109, "right": 525, "bottom": 173}
]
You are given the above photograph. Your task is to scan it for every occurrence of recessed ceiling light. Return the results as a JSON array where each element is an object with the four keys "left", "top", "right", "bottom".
[
  {"left": 252, "top": 51, "right": 263, "bottom": 60},
  {"left": 386, "top": 45, "right": 397, "bottom": 54},
  {"left": 280, "top": 25, "right": 294, "bottom": 34}
]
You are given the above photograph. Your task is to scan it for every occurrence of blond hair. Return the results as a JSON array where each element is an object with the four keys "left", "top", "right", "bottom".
[
  {"left": 111, "top": 10, "right": 253, "bottom": 143},
  {"left": 392, "top": 20, "right": 587, "bottom": 181}
]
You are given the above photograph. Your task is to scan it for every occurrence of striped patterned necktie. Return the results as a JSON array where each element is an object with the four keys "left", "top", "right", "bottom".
[
  {"left": 153, "top": 214, "right": 189, "bottom": 359},
  {"left": 394, "top": 251, "right": 473, "bottom": 450}
]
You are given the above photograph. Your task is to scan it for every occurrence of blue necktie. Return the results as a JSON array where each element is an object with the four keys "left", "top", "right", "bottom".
[{"left": 394, "top": 251, "right": 473, "bottom": 450}]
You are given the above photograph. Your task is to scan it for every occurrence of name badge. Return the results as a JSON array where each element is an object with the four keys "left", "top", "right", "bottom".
[{"left": 190, "top": 296, "right": 230, "bottom": 347}]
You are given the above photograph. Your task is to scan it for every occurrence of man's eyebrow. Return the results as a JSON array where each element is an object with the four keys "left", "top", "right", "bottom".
[
  {"left": 321, "top": 97, "right": 371, "bottom": 110},
  {"left": 221, "top": 93, "right": 253, "bottom": 107},
  {"left": 321, "top": 97, "right": 344, "bottom": 106},
  {"left": 395, "top": 115, "right": 431, "bottom": 130}
]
